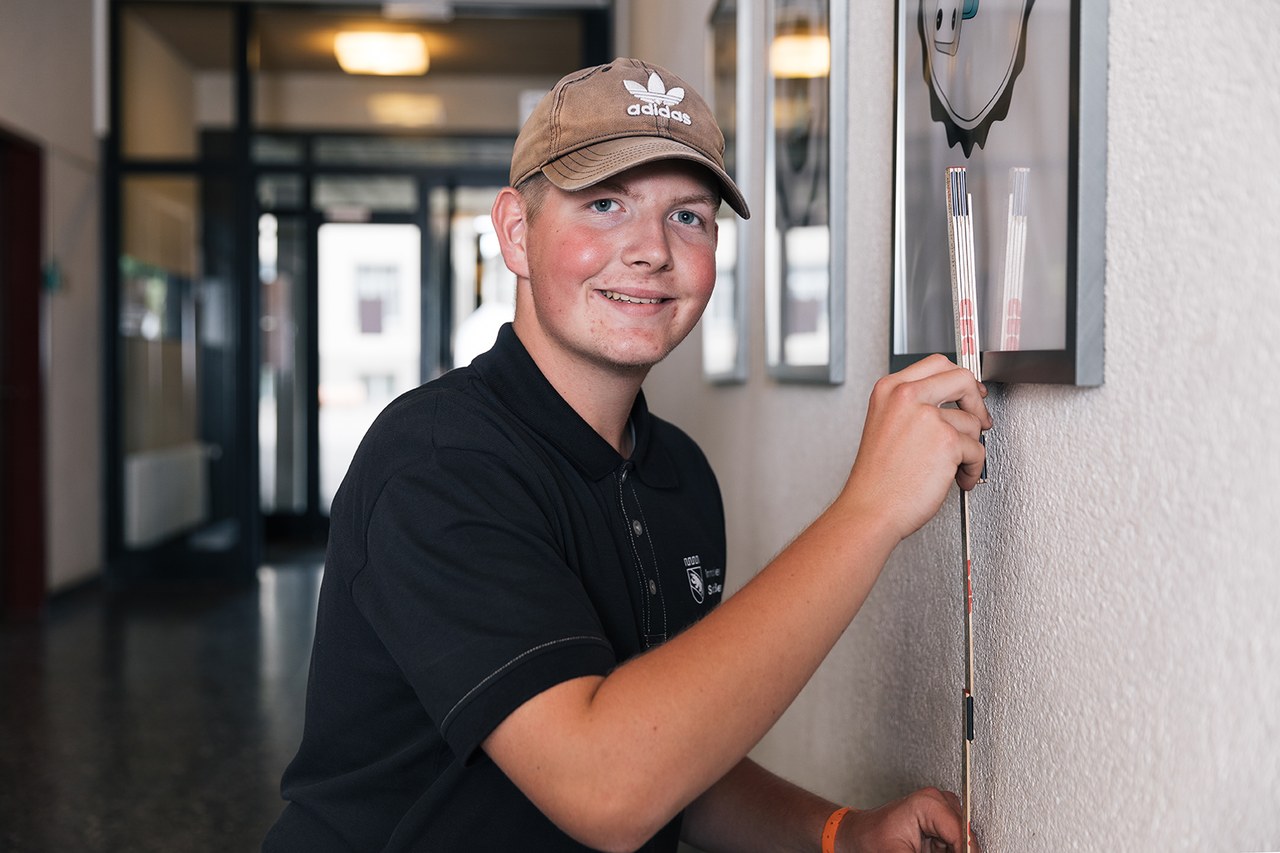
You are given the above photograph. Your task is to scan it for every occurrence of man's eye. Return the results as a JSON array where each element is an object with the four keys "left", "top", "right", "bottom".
[
  {"left": 591, "top": 199, "right": 617, "bottom": 213},
  {"left": 674, "top": 210, "right": 703, "bottom": 226}
]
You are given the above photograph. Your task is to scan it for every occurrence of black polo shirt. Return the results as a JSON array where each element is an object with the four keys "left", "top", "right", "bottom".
[{"left": 266, "top": 324, "right": 727, "bottom": 852}]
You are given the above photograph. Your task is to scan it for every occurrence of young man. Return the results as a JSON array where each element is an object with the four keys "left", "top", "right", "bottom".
[{"left": 265, "top": 58, "right": 989, "bottom": 852}]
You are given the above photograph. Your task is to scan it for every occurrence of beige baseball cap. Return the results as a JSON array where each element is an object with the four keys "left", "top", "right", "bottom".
[{"left": 510, "top": 57, "right": 750, "bottom": 219}]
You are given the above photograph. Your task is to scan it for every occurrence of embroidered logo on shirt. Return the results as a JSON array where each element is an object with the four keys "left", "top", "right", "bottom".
[
  {"left": 704, "top": 565, "right": 723, "bottom": 598},
  {"left": 683, "top": 554, "right": 705, "bottom": 604}
]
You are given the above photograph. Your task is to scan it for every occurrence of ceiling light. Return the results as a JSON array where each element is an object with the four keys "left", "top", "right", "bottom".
[
  {"left": 770, "top": 33, "right": 831, "bottom": 79},
  {"left": 334, "top": 31, "right": 429, "bottom": 76}
]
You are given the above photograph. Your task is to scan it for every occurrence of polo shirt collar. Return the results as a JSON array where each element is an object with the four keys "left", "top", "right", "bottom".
[{"left": 473, "top": 324, "right": 679, "bottom": 488}]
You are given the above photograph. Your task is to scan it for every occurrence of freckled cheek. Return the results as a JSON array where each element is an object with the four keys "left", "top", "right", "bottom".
[
  {"left": 546, "top": 231, "right": 613, "bottom": 282},
  {"left": 686, "top": 251, "right": 719, "bottom": 304}
]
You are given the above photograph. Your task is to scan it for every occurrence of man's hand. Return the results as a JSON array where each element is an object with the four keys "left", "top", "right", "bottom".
[
  {"left": 839, "top": 788, "right": 980, "bottom": 853},
  {"left": 842, "top": 354, "right": 992, "bottom": 543}
]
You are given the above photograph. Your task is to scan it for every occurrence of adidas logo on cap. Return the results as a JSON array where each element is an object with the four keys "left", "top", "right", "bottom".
[{"left": 624, "top": 72, "right": 693, "bottom": 125}]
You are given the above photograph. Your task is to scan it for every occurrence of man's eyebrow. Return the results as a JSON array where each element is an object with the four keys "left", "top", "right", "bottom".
[
  {"left": 590, "top": 179, "right": 719, "bottom": 208},
  {"left": 672, "top": 191, "right": 721, "bottom": 209},
  {"left": 591, "top": 178, "right": 629, "bottom": 196}
]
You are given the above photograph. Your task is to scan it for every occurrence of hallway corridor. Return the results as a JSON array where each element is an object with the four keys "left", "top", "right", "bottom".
[{"left": 0, "top": 559, "right": 323, "bottom": 852}]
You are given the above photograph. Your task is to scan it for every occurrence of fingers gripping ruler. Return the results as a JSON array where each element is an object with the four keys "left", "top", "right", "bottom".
[{"left": 945, "top": 166, "right": 982, "bottom": 853}]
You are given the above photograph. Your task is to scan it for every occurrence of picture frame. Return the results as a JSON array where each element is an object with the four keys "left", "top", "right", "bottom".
[
  {"left": 764, "top": 0, "right": 846, "bottom": 384},
  {"left": 891, "top": 0, "right": 1106, "bottom": 385},
  {"left": 703, "top": 0, "right": 748, "bottom": 384}
]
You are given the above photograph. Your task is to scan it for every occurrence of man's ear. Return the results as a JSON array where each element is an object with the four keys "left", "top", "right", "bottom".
[{"left": 491, "top": 187, "right": 530, "bottom": 279}]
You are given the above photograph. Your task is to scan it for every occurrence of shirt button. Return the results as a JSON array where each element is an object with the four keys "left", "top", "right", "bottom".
[
  {"left": 632, "top": 519, "right": 644, "bottom": 537},
  {"left": 648, "top": 579, "right": 658, "bottom": 595}
]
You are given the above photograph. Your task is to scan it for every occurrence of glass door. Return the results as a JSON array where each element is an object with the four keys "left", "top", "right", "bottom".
[
  {"left": 258, "top": 211, "right": 309, "bottom": 519},
  {"left": 434, "top": 184, "right": 515, "bottom": 369},
  {"left": 108, "top": 2, "right": 260, "bottom": 579},
  {"left": 114, "top": 169, "right": 257, "bottom": 577},
  {"left": 255, "top": 154, "right": 512, "bottom": 544},
  {"left": 316, "top": 222, "right": 421, "bottom": 512}
]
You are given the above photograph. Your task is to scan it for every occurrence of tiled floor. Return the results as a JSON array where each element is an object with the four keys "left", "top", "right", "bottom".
[{"left": 0, "top": 559, "right": 323, "bottom": 852}]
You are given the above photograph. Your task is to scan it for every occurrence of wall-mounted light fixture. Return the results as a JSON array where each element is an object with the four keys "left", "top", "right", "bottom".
[
  {"left": 334, "top": 31, "right": 429, "bottom": 76},
  {"left": 367, "top": 93, "right": 446, "bottom": 126},
  {"left": 770, "top": 32, "right": 831, "bottom": 79}
]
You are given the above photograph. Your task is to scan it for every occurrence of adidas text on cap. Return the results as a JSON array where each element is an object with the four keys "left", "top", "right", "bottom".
[{"left": 510, "top": 58, "right": 750, "bottom": 219}]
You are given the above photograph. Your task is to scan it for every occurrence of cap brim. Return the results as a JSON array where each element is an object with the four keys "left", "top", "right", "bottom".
[{"left": 541, "top": 137, "right": 751, "bottom": 220}]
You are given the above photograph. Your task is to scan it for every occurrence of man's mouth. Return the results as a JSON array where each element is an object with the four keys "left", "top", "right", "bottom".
[{"left": 600, "top": 290, "right": 667, "bottom": 305}]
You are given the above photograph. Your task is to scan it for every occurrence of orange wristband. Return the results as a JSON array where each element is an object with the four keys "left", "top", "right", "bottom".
[{"left": 821, "top": 806, "right": 851, "bottom": 853}]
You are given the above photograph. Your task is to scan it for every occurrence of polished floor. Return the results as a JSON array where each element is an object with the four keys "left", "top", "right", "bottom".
[{"left": 0, "top": 557, "right": 324, "bottom": 852}]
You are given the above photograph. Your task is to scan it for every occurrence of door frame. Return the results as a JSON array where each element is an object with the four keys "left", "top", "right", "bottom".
[{"left": 0, "top": 128, "right": 47, "bottom": 618}]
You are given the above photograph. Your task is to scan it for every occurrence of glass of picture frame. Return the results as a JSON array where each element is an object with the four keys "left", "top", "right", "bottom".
[
  {"left": 703, "top": 0, "right": 748, "bottom": 383},
  {"left": 765, "top": 0, "right": 846, "bottom": 384},
  {"left": 891, "top": 0, "right": 1106, "bottom": 385}
]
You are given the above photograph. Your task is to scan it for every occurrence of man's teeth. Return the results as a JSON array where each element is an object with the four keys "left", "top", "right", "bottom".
[{"left": 602, "top": 290, "right": 664, "bottom": 305}]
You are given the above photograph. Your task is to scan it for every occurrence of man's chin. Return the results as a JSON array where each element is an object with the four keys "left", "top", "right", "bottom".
[
  {"left": 596, "top": 336, "right": 687, "bottom": 374},
  {"left": 595, "top": 352, "right": 660, "bottom": 377}
]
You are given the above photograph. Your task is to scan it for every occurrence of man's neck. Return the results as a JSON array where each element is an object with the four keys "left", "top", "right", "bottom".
[{"left": 513, "top": 325, "right": 647, "bottom": 457}]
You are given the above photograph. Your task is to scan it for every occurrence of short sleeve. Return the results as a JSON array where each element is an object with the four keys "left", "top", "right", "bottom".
[{"left": 351, "top": 441, "right": 616, "bottom": 763}]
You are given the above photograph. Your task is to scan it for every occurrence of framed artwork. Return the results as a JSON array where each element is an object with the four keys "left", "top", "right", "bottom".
[
  {"left": 703, "top": 0, "right": 748, "bottom": 383},
  {"left": 892, "top": 0, "right": 1106, "bottom": 385},
  {"left": 765, "top": 0, "right": 846, "bottom": 384}
]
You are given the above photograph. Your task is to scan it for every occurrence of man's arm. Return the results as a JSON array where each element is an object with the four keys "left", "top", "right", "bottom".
[
  {"left": 482, "top": 355, "right": 990, "bottom": 852},
  {"left": 680, "top": 758, "right": 973, "bottom": 853},
  {"left": 680, "top": 758, "right": 839, "bottom": 853},
  {"left": 680, "top": 758, "right": 967, "bottom": 850}
]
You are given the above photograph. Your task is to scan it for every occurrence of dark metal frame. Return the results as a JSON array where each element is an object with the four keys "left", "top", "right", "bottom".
[{"left": 103, "top": 0, "right": 613, "bottom": 577}]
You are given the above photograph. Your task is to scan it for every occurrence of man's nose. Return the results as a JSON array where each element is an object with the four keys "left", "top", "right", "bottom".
[{"left": 621, "top": 216, "right": 673, "bottom": 271}]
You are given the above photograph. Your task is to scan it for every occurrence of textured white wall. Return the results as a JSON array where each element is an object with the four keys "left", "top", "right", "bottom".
[{"left": 637, "top": 1, "right": 1280, "bottom": 850}]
